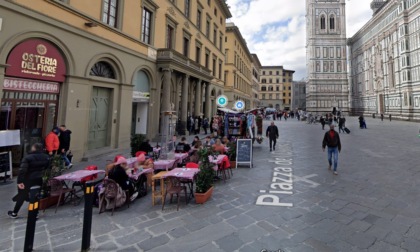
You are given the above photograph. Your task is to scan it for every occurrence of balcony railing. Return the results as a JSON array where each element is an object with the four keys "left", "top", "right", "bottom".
[{"left": 157, "top": 49, "right": 212, "bottom": 76}]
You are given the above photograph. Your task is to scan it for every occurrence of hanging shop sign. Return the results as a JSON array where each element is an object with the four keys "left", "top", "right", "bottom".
[
  {"left": 216, "top": 95, "right": 228, "bottom": 107},
  {"left": 3, "top": 77, "right": 60, "bottom": 94},
  {"left": 234, "top": 100, "right": 245, "bottom": 110},
  {"left": 5, "top": 39, "right": 67, "bottom": 82}
]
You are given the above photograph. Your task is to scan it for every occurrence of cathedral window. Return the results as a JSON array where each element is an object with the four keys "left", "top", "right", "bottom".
[
  {"left": 329, "top": 15, "right": 335, "bottom": 30},
  {"left": 320, "top": 15, "right": 326, "bottom": 30}
]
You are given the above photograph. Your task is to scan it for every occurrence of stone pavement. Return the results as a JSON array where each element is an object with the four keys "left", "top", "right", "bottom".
[{"left": 1, "top": 117, "right": 420, "bottom": 251}]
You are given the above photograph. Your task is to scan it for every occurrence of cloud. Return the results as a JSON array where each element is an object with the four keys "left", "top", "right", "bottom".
[{"left": 226, "top": 0, "right": 373, "bottom": 80}]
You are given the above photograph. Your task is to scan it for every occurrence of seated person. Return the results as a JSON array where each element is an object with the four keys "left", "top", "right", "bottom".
[
  {"left": 135, "top": 154, "right": 154, "bottom": 169},
  {"left": 106, "top": 155, "right": 124, "bottom": 176},
  {"left": 138, "top": 139, "right": 153, "bottom": 154},
  {"left": 175, "top": 137, "right": 191, "bottom": 153},
  {"left": 191, "top": 136, "right": 200, "bottom": 147},
  {"left": 222, "top": 136, "right": 230, "bottom": 145},
  {"left": 190, "top": 141, "right": 203, "bottom": 163},
  {"left": 203, "top": 135, "right": 215, "bottom": 147},
  {"left": 108, "top": 157, "right": 134, "bottom": 197},
  {"left": 212, "top": 139, "right": 225, "bottom": 154}
]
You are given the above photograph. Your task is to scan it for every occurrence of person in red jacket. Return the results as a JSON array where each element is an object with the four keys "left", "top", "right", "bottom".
[{"left": 45, "top": 126, "right": 60, "bottom": 155}]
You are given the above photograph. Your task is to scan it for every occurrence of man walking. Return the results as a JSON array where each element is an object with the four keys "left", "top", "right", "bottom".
[
  {"left": 45, "top": 126, "right": 60, "bottom": 156},
  {"left": 338, "top": 117, "right": 346, "bottom": 133},
  {"left": 59, "top": 125, "right": 73, "bottom": 168},
  {"left": 322, "top": 124, "right": 342, "bottom": 175},
  {"left": 266, "top": 121, "right": 279, "bottom": 152},
  {"left": 8, "top": 143, "right": 50, "bottom": 218}
]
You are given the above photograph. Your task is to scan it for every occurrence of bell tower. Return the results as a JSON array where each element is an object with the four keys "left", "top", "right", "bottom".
[{"left": 306, "top": 0, "right": 349, "bottom": 114}]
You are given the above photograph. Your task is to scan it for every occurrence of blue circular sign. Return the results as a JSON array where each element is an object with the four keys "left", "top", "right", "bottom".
[
  {"left": 217, "top": 95, "right": 228, "bottom": 107},
  {"left": 234, "top": 101, "right": 245, "bottom": 110}
]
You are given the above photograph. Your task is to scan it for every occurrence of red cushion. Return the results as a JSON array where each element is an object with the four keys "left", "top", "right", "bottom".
[{"left": 185, "top": 162, "right": 199, "bottom": 168}]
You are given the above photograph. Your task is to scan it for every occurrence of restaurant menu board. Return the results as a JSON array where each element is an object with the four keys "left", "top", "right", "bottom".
[
  {"left": 236, "top": 139, "right": 253, "bottom": 168},
  {"left": 0, "top": 152, "right": 12, "bottom": 182},
  {"left": 0, "top": 130, "right": 20, "bottom": 147}
]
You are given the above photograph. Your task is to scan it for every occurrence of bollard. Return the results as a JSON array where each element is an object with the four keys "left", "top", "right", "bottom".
[
  {"left": 24, "top": 186, "right": 41, "bottom": 252},
  {"left": 81, "top": 181, "right": 95, "bottom": 252}
]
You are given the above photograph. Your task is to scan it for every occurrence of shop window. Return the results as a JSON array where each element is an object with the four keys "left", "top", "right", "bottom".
[{"left": 90, "top": 61, "right": 116, "bottom": 79}]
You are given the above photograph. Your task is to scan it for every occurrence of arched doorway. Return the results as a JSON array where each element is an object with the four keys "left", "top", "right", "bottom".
[
  {"left": 132, "top": 70, "right": 151, "bottom": 135},
  {"left": 88, "top": 60, "right": 117, "bottom": 150}
]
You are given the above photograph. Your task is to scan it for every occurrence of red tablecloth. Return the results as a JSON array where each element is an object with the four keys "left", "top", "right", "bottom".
[{"left": 54, "top": 170, "right": 105, "bottom": 182}]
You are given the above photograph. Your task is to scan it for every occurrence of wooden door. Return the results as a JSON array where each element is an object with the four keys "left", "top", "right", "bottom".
[{"left": 88, "top": 87, "right": 111, "bottom": 150}]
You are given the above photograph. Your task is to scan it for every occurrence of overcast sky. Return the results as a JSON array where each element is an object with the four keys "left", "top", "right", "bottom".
[{"left": 226, "top": 0, "right": 373, "bottom": 80}]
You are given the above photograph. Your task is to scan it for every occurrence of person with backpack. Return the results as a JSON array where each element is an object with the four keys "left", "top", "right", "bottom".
[
  {"left": 8, "top": 143, "right": 50, "bottom": 219},
  {"left": 322, "top": 124, "right": 342, "bottom": 175}
]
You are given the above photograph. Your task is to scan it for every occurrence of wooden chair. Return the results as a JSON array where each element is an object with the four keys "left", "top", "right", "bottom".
[
  {"left": 99, "top": 179, "right": 130, "bottom": 216},
  {"left": 72, "top": 165, "right": 98, "bottom": 192},
  {"left": 46, "top": 179, "right": 75, "bottom": 213},
  {"left": 162, "top": 176, "right": 187, "bottom": 211}
]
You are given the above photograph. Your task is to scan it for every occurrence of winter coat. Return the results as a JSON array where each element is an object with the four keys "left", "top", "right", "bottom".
[
  {"left": 59, "top": 130, "right": 72, "bottom": 152},
  {"left": 45, "top": 132, "right": 59, "bottom": 152},
  {"left": 17, "top": 151, "right": 50, "bottom": 184},
  {"left": 266, "top": 125, "right": 279, "bottom": 139},
  {"left": 322, "top": 130, "right": 342, "bottom": 151}
]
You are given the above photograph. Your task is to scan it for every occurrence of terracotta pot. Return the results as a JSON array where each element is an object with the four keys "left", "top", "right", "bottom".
[
  {"left": 194, "top": 186, "right": 214, "bottom": 204},
  {"left": 39, "top": 195, "right": 61, "bottom": 210},
  {"left": 230, "top": 161, "right": 236, "bottom": 169}
]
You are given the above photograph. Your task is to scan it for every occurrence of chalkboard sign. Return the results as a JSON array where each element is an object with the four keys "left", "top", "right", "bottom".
[
  {"left": 0, "top": 152, "right": 12, "bottom": 183},
  {"left": 236, "top": 139, "right": 253, "bottom": 168}
]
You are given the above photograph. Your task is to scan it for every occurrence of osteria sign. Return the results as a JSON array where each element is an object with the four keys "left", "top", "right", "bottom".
[{"left": 5, "top": 39, "right": 66, "bottom": 82}]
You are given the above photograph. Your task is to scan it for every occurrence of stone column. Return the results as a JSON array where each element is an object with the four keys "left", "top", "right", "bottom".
[
  {"left": 205, "top": 83, "right": 211, "bottom": 119},
  {"left": 195, "top": 79, "right": 202, "bottom": 116},
  {"left": 180, "top": 74, "right": 189, "bottom": 135},
  {"left": 160, "top": 69, "right": 172, "bottom": 159},
  {"left": 161, "top": 69, "right": 172, "bottom": 112}
]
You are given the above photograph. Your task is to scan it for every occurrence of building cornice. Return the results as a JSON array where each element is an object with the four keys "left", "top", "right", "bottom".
[
  {"left": 215, "top": 0, "right": 233, "bottom": 19},
  {"left": 226, "top": 23, "right": 252, "bottom": 61}
]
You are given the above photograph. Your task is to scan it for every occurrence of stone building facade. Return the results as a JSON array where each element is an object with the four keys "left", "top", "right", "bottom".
[
  {"left": 305, "top": 0, "right": 349, "bottom": 114},
  {"left": 348, "top": 0, "right": 420, "bottom": 120},
  {"left": 292, "top": 81, "right": 307, "bottom": 111},
  {"left": 259, "top": 66, "right": 294, "bottom": 110}
]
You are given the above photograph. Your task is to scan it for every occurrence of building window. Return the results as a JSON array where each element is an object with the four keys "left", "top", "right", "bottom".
[
  {"left": 269, "top": 79, "right": 272, "bottom": 83},
  {"left": 206, "top": 20, "right": 210, "bottom": 38},
  {"left": 320, "top": 15, "right": 326, "bottom": 30},
  {"left": 262, "top": 71, "right": 265, "bottom": 75},
  {"left": 276, "top": 86, "right": 279, "bottom": 91},
  {"left": 276, "top": 71, "right": 279, "bottom": 75},
  {"left": 262, "top": 94, "right": 266, "bottom": 99},
  {"left": 166, "top": 25, "right": 174, "bottom": 49},
  {"left": 269, "top": 94, "right": 272, "bottom": 99},
  {"left": 205, "top": 52, "right": 209, "bottom": 68},
  {"left": 269, "top": 71, "right": 272, "bottom": 75},
  {"left": 195, "top": 46, "right": 201, "bottom": 63},
  {"left": 103, "top": 0, "right": 119, "bottom": 27},
  {"left": 329, "top": 15, "right": 335, "bottom": 30},
  {"left": 276, "top": 78, "right": 280, "bottom": 83},
  {"left": 219, "top": 35, "right": 223, "bottom": 50},
  {"left": 197, "top": 9, "right": 202, "bottom": 30},
  {"left": 261, "top": 86, "right": 266, "bottom": 91},
  {"left": 185, "top": 0, "right": 190, "bottom": 18},
  {"left": 213, "top": 29, "right": 217, "bottom": 44},
  {"left": 90, "top": 61, "right": 116, "bottom": 79},
  {"left": 213, "top": 58, "right": 217, "bottom": 77},
  {"left": 141, "top": 8, "right": 152, "bottom": 44},
  {"left": 261, "top": 78, "right": 266, "bottom": 83},
  {"left": 218, "top": 61, "right": 222, "bottom": 79},
  {"left": 183, "top": 37, "right": 190, "bottom": 57}
]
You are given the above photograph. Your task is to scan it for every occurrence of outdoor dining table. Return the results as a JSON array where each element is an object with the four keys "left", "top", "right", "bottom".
[
  {"left": 162, "top": 168, "right": 200, "bottom": 202},
  {"left": 154, "top": 159, "right": 176, "bottom": 171},
  {"left": 209, "top": 155, "right": 228, "bottom": 170},
  {"left": 174, "top": 153, "right": 189, "bottom": 165},
  {"left": 54, "top": 170, "right": 105, "bottom": 204}
]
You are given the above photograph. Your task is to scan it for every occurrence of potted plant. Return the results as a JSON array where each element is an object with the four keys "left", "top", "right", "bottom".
[
  {"left": 130, "top": 134, "right": 147, "bottom": 157},
  {"left": 194, "top": 147, "right": 216, "bottom": 204},
  {"left": 227, "top": 141, "right": 237, "bottom": 168},
  {"left": 40, "top": 155, "right": 65, "bottom": 210}
]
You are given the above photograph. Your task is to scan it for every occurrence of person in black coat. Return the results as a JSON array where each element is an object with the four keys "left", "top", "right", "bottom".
[
  {"left": 59, "top": 125, "right": 72, "bottom": 167},
  {"left": 108, "top": 157, "right": 134, "bottom": 197},
  {"left": 8, "top": 143, "right": 50, "bottom": 218},
  {"left": 266, "top": 121, "right": 279, "bottom": 152},
  {"left": 138, "top": 139, "right": 153, "bottom": 153}
]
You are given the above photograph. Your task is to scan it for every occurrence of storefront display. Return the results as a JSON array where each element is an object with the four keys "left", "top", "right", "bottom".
[{"left": 1, "top": 38, "right": 66, "bottom": 162}]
